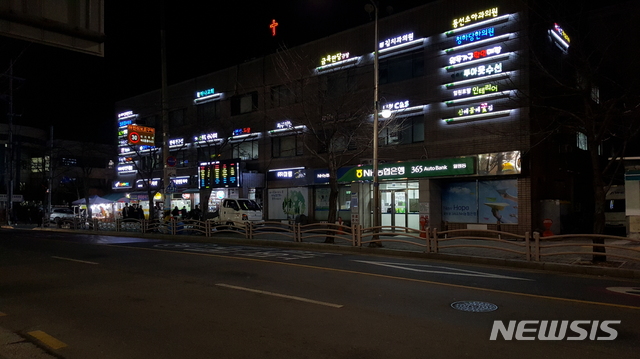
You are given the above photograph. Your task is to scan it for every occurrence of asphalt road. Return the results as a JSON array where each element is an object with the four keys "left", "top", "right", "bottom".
[{"left": 1, "top": 230, "right": 639, "bottom": 358}]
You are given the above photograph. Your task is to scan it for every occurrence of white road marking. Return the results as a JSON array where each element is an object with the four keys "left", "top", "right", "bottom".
[
  {"left": 607, "top": 287, "right": 640, "bottom": 297},
  {"left": 216, "top": 283, "right": 343, "bottom": 308},
  {"left": 353, "top": 260, "right": 533, "bottom": 281},
  {"left": 51, "top": 256, "right": 99, "bottom": 265}
]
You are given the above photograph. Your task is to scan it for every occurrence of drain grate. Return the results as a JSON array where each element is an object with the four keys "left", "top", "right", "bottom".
[{"left": 451, "top": 301, "right": 498, "bottom": 312}]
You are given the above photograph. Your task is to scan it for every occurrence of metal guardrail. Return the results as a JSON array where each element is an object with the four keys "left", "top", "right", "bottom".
[{"left": 38, "top": 217, "right": 640, "bottom": 264}]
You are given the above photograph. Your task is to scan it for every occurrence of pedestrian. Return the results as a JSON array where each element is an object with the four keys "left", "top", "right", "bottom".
[
  {"left": 181, "top": 206, "right": 188, "bottom": 219},
  {"left": 172, "top": 206, "right": 180, "bottom": 218},
  {"left": 191, "top": 205, "right": 201, "bottom": 221},
  {"left": 123, "top": 203, "right": 130, "bottom": 219}
]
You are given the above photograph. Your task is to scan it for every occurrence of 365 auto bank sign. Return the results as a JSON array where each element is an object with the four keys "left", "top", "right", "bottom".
[{"left": 490, "top": 320, "right": 621, "bottom": 340}]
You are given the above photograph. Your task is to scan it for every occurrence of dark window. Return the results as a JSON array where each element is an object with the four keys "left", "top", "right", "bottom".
[
  {"left": 231, "top": 92, "right": 258, "bottom": 115},
  {"left": 169, "top": 109, "right": 186, "bottom": 128},
  {"left": 272, "top": 135, "right": 304, "bottom": 158},
  {"left": 196, "top": 101, "right": 220, "bottom": 124},
  {"left": 380, "top": 116, "right": 424, "bottom": 146},
  {"left": 271, "top": 83, "right": 299, "bottom": 108},
  {"left": 379, "top": 51, "right": 424, "bottom": 84}
]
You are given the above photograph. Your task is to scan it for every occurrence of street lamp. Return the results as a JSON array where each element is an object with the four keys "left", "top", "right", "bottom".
[{"left": 365, "top": 1, "right": 381, "bottom": 245}]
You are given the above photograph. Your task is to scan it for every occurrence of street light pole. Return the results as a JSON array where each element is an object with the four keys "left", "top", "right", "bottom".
[{"left": 366, "top": 1, "right": 381, "bottom": 245}]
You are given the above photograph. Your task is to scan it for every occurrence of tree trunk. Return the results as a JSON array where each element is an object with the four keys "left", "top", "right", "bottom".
[
  {"left": 324, "top": 161, "right": 340, "bottom": 243},
  {"left": 589, "top": 145, "right": 607, "bottom": 262}
]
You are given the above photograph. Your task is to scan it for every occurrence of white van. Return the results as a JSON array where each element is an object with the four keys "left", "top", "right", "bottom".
[{"left": 211, "top": 198, "right": 264, "bottom": 226}]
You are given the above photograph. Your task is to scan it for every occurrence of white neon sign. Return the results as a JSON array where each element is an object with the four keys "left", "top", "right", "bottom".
[
  {"left": 382, "top": 100, "right": 410, "bottom": 110},
  {"left": 320, "top": 52, "right": 350, "bottom": 66},
  {"left": 379, "top": 32, "right": 414, "bottom": 50}
]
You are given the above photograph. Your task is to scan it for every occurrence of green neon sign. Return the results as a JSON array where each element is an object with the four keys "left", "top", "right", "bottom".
[{"left": 338, "top": 157, "right": 476, "bottom": 182}]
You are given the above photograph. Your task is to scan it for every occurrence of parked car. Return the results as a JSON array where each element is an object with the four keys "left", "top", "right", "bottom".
[
  {"left": 49, "top": 208, "right": 76, "bottom": 223},
  {"left": 210, "top": 198, "right": 264, "bottom": 226}
]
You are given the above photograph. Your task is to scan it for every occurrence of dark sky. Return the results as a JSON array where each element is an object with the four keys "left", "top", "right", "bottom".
[{"left": 0, "top": 0, "right": 429, "bottom": 144}]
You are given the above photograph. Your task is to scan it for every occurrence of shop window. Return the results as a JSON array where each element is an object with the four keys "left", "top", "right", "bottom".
[
  {"left": 197, "top": 145, "right": 221, "bottom": 162},
  {"left": 442, "top": 179, "right": 518, "bottom": 224},
  {"left": 231, "top": 92, "right": 258, "bottom": 115},
  {"left": 379, "top": 51, "right": 424, "bottom": 84},
  {"left": 272, "top": 135, "right": 304, "bottom": 158},
  {"left": 197, "top": 101, "right": 220, "bottom": 124},
  {"left": 322, "top": 69, "right": 357, "bottom": 97},
  {"left": 30, "top": 156, "right": 49, "bottom": 173},
  {"left": 232, "top": 140, "right": 259, "bottom": 160}
]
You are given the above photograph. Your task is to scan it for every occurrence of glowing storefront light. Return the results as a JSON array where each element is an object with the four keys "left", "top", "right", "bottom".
[
  {"left": 444, "top": 33, "right": 512, "bottom": 53},
  {"left": 445, "top": 71, "right": 510, "bottom": 88},
  {"left": 379, "top": 32, "right": 414, "bottom": 50},
  {"left": 445, "top": 52, "right": 512, "bottom": 70},
  {"left": 320, "top": 52, "right": 351, "bottom": 66},
  {"left": 549, "top": 23, "right": 570, "bottom": 51},
  {"left": 451, "top": 8, "right": 500, "bottom": 29},
  {"left": 445, "top": 90, "right": 512, "bottom": 105},
  {"left": 315, "top": 55, "right": 360, "bottom": 73},
  {"left": 448, "top": 46, "right": 503, "bottom": 65},
  {"left": 444, "top": 110, "right": 511, "bottom": 123},
  {"left": 193, "top": 88, "right": 222, "bottom": 104},
  {"left": 454, "top": 27, "right": 495, "bottom": 45}
]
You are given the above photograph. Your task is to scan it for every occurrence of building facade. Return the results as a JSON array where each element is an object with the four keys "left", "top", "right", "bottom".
[{"left": 113, "top": 0, "right": 601, "bottom": 235}]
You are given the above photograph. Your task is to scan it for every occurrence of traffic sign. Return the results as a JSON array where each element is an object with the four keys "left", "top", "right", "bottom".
[
  {"left": 128, "top": 131, "right": 140, "bottom": 144},
  {"left": 167, "top": 156, "right": 177, "bottom": 167}
]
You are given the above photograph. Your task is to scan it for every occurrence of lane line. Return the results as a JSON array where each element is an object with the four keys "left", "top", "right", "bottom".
[
  {"left": 108, "top": 243, "right": 640, "bottom": 310},
  {"left": 353, "top": 260, "right": 534, "bottom": 281},
  {"left": 51, "top": 256, "right": 99, "bottom": 265},
  {"left": 216, "top": 283, "right": 343, "bottom": 308},
  {"left": 27, "top": 330, "right": 68, "bottom": 350}
]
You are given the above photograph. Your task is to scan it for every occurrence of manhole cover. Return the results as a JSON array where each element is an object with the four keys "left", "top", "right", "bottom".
[{"left": 451, "top": 301, "right": 498, "bottom": 312}]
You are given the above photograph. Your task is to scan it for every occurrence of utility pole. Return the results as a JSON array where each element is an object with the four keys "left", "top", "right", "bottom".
[
  {"left": 7, "top": 59, "right": 15, "bottom": 225},
  {"left": 161, "top": 28, "right": 171, "bottom": 216}
]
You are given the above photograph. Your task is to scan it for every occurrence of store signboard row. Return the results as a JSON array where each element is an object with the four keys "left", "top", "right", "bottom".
[{"left": 338, "top": 157, "right": 475, "bottom": 182}]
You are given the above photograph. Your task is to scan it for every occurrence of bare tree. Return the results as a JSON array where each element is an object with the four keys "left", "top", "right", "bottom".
[
  {"left": 526, "top": 1, "right": 640, "bottom": 260},
  {"left": 273, "top": 47, "right": 405, "bottom": 242}
]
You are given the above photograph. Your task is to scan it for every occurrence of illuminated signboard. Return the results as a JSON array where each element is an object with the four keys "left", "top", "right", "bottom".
[
  {"left": 549, "top": 23, "right": 570, "bottom": 50},
  {"left": 453, "top": 84, "right": 499, "bottom": 97},
  {"left": 117, "top": 111, "right": 136, "bottom": 119},
  {"left": 553, "top": 23, "right": 570, "bottom": 44},
  {"left": 196, "top": 88, "right": 215, "bottom": 98},
  {"left": 314, "top": 168, "right": 353, "bottom": 183},
  {"left": 126, "top": 124, "right": 155, "bottom": 146},
  {"left": 136, "top": 179, "right": 160, "bottom": 189},
  {"left": 452, "top": 7, "right": 498, "bottom": 29},
  {"left": 199, "top": 160, "right": 239, "bottom": 189},
  {"left": 194, "top": 132, "right": 220, "bottom": 144},
  {"left": 117, "top": 164, "right": 136, "bottom": 173},
  {"left": 379, "top": 32, "right": 414, "bottom": 50},
  {"left": 449, "top": 46, "right": 502, "bottom": 65},
  {"left": 276, "top": 121, "right": 292, "bottom": 129},
  {"left": 320, "top": 52, "right": 350, "bottom": 66},
  {"left": 169, "top": 138, "right": 184, "bottom": 148},
  {"left": 112, "top": 181, "right": 132, "bottom": 189},
  {"left": 457, "top": 102, "right": 494, "bottom": 117},
  {"left": 118, "top": 119, "right": 133, "bottom": 128},
  {"left": 193, "top": 88, "right": 222, "bottom": 104},
  {"left": 338, "top": 157, "right": 475, "bottom": 182},
  {"left": 268, "top": 167, "right": 306, "bottom": 181},
  {"left": 232, "top": 128, "right": 251, "bottom": 136},
  {"left": 382, "top": 100, "right": 410, "bottom": 111},
  {"left": 173, "top": 177, "right": 190, "bottom": 186},
  {"left": 455, "top": 27, "right": 495, "bottom": 45}
]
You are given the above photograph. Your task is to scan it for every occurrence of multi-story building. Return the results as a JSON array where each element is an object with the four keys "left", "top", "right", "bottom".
[{"left": 113, "top": 0, "right": 635, "bottom": 235}]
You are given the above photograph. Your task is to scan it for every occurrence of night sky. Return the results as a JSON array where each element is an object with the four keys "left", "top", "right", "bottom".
[{"left": 0, "top": 0, "right": 429, "bottom": 144}]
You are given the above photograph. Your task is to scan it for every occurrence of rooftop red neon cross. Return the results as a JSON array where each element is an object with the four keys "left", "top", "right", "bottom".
[{"left": 270, "top": 19, "right": 278, "bottom": 36}]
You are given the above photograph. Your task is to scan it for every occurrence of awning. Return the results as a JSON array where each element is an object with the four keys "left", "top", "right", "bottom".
[{"left": 103, "top": 193, "right": 130, "bottom": 202}]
